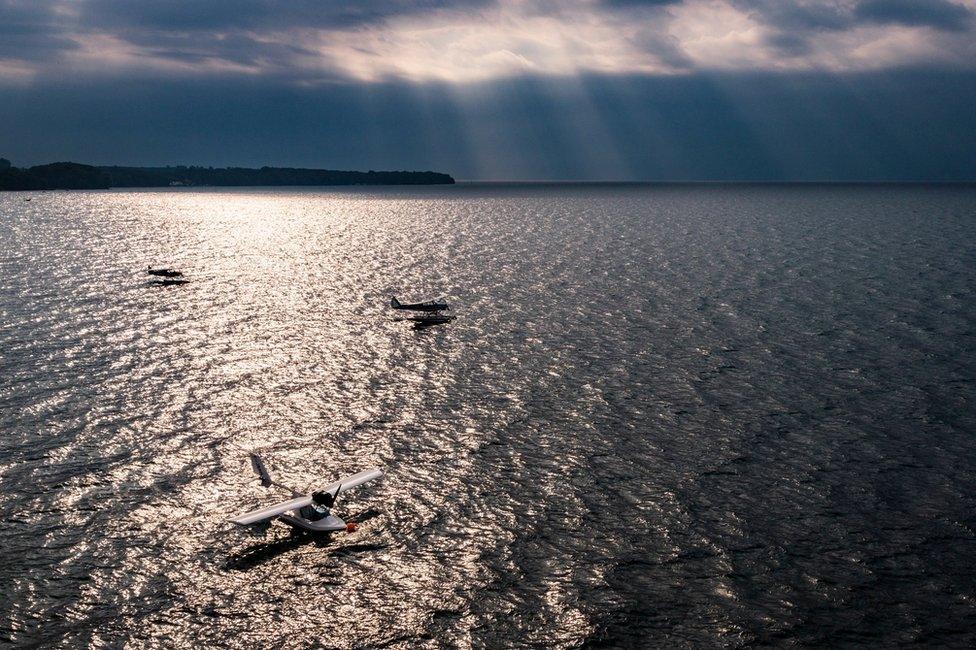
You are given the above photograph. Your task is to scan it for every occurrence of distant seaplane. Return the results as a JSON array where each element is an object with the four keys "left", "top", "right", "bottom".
[
  {"left": 147, "top": 266, "right": 189, "bottom": 286},
  {"left": 391, "top": 296, "right": 448, "bottom": 311},
  {"left": 147, "top": 266, "right": 183, "bottom": 277},
  {"left": 390, "top": 295, "right": 455, "bottom": 326},
  {"left": 229, "top": 454, "right": 383, "bottom": 534}
]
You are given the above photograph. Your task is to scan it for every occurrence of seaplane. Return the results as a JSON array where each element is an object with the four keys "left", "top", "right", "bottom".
[
  {"left": 147, "top": 266, "right": 183, "bottom": 278},
  {"left": 229, "top": 454, "right": 383, "bottom": 534},
  {"left": 390, "top": 295, "right": 455, "bottom": 326},
  {"left": 147, "top": 266, "right": 189, "bottom": 286}
]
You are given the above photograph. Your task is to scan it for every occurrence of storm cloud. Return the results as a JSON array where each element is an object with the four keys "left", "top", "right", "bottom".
[
  {"left": 0, "top": 1, "right": 78, "bottom": 62},
  {"left": 735, "top": 0, "right": 974, "bottom": 32},
  {"left": 855, "top": 0, "right": 974, "bottom": 31},
  {"left": 2, "top": 1, "right": 974, "bottom": 81}
]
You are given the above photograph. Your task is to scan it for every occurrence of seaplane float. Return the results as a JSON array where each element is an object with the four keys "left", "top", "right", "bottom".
[
  {"left": 229, "top": 454, "right": 383, "bottom": 534},
  {"left": 390, "top": 295, "right": 454, "bottom": 326},
  {"left": 147, "top": 266, "right": 189, "bottom": 286}
]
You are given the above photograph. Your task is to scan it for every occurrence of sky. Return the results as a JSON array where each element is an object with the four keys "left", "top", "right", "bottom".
[{"left": 1, "top": 0, "right": 975, "bottom": 180}]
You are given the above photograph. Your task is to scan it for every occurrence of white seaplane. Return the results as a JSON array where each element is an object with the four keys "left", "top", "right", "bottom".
[{"left": 229, "top": 454, "right": 383, "bottom": 534}]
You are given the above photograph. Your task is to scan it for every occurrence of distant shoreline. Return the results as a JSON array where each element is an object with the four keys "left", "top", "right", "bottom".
[{"left": 0, "top": 161, "right": 455, "bottom": 191}]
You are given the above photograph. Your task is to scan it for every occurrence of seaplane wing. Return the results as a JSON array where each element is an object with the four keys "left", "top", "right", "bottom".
[
  {"left": 229, "top": 495, "right": 313, "bottom": 526},
  {"left": 228, "top": 467, "right": 383, "bottom": 526},
  {"left": 320, "top": 467, "right": 384, "bottom": 496}
]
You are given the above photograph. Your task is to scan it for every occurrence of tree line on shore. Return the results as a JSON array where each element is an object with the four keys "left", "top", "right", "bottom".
[{"left": 0, "top": 159, "right": 454, "bottom": 191}]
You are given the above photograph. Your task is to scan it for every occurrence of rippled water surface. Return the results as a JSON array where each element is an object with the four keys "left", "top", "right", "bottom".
[{"left": 2, "top": 184, "right": 975, "bottom": 648}]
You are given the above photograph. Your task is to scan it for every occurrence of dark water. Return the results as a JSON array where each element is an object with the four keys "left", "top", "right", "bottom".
[{"left": 1, "top": 183, "right": 975, "bottom": 648}]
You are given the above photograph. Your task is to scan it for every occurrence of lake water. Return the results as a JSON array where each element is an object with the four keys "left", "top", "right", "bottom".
[{"left": 1, "top": 183, "right": 975, "bottom": 647}]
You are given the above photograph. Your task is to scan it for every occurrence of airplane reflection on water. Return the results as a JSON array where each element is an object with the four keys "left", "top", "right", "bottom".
[{"left": 224, "top": 518, "right": 386, "bottom": 571}]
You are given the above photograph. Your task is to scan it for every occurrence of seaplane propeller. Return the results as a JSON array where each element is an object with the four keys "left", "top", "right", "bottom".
[{"left": 312, "top": 484, "right": 341, "bottom": 509}]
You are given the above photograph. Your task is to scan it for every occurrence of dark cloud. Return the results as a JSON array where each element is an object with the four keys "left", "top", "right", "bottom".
[
  {"left": 119, "top": 30, "right": 320, "bottom": 69},
  {"left": 80, "top": 0, "right": 494, "bottom": 32},
  {"left": 68, "top": 0, "right": 497, "bottom": 72},
  {"left": 3, "top": 1, "right": 974, "bottom": 77},
  {"left": 855, "top": 0, "right": 974, "bottom": 32},
  {"left": 631, "top": 26, "right": 693, "bottom": 69},
  {"left": 2, "top": 0, "right": 496, "bottom": 71},
  {"left": 137, "top": 0, "right": 969, "bottom": 36},
  {"left": 733, "top": 0, "right": 974, "bottom": 57},
  {"left": 764, "top": 32, "right": 813, "bottom": 57},
  {"left": 733, "top": 1, "right": 973, "bottom": 32},
  {"left": 733, "top": 1, "right": 850, "bottom": 32},
  {"left": 601, "top": 1, "right": 683, "bottom": 6},
  {"left": 0, "top": 0, "right": 78, "bottom": 62}
]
